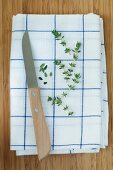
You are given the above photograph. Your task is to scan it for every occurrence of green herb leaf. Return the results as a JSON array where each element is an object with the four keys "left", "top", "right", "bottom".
[
  {"left": 68, "top": 69, "right": 73, "bottom": 73},
  {"left": 39, "top": 63, "right": 45, "bottom": 72},
  {"left": 64, "top": 48, "right": 71, "bottom": 54},
  {"left": 39, "top": 63, "right": 47, "bottom": 73},
  {"left": 48, "top": 96, "right": 53, "bottom": 102},
  {"left": 67, "top": 73, "right": 72, "bottom": 76},
  {"left": 56, "top": 97, "right": 62, "bottom": 106},
  {"left": 63, "top": 105, "right": 69, "bottom": 111},
  {"left": 69, "top": 63, "right": 76, "bottom": 67},
  {"left": 68, "top": 84, "right": 75, "bottom": 90},
  {"left": 44, "top": 65, "right": 47, "bottom": 70},
  {"left": 68, "top": 112, "right": 74, "bottom": 116},
  {"left": 64, "top": 77, "right": 70, "bottom": 81},
  {"left": 52, "top": 97, "right": 62, "bottom": 106},
  {"left": 50, "top": 72, "right": 52, "bottom": 77},
  {"left": 60, "top": 41, "right": 66, "bottom": 46},
  {"left": 62, "top": 92, "right": 68, "bottom": 97},
  {"left": 52, "top": 97, "right": 56, "bottom": 105},
  {"left": 74, "top": 73, "right": 81, "bottom": 79},
  {"left": 54, "top": 60, "right": 61, "bottom": 65},
  {"left": 40, "top": 63, "right": 45, "bottom": 68},
  {"left": 73, "top": 42, "right": 81, "bottom": 53},
  {"left": 73, "top": 53, "right": 78, "bottom": 61},
  {"left": 59, "top": 64, "right": 65, "bottom": 69},
  {"left": 76, "top": 42, "right": 81, "bottom": 49},
  {"left": 52, "top": 30, "right": 62, "bottom": 40},
  {"left": 72, "top": 78, "right": 79, "bottom": 83},
  {"left": 63, "top": 71, "right": 69, "bottom": 75},
  {"left": 44, "top": 72, "right": 48, "bottom": 77}
]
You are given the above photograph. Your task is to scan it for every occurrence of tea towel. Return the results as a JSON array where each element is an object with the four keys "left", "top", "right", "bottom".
[{"left": 10, "top": 14, "right": 109, "bottom": 155}]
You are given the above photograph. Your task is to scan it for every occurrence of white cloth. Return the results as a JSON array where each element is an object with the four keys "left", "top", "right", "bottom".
[{"left": 10, "top": 14, "right": 109, "bottom": 156}]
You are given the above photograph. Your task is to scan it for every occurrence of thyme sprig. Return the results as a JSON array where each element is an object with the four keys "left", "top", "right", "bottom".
[
  {"left": 52, "top": 30, "right": 67, "bottom": 47},
  {"left": 52, "top": 30, "right": 81, "bottom": 84},
  {"left": 48, "top": 30, "right": 81, "bottom": 116},
  {"left": 47, "top": 96, "right": 74, "bottom": 116},
  {"left": 52, "top": 30, "right": 81, "bottom": 55}
]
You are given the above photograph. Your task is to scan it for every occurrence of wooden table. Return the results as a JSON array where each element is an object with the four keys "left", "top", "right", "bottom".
[{"left": 0, "top": 0, "right": 113, "bottom": 169}]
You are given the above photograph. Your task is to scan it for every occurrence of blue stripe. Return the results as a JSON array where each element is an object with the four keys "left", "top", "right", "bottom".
[
  {"left": 80, "top": 15, "right": 85, "bottom": 149},
  {"left": 12, "top": 30, "right": 100, "bottom": 33},
  {"left": 23, "top": 14, "right": 28, "bottom": 150},
  {"left": 26, "top": 14, "right": 28, "bottom": 30},
  {"left": 10, "top": 58, "right": 101, "bottom": 61},
  {"left": 10, "top": 87, "right": 101, "bottom": 90},
  {"left": 11, "top": 115, "right": 101, "bottom": 118},
  {"left": 52, "top": 15, "right": 56, "bottom": 150},
  {"left": 11, "top": 143, "right": 100, "bottom": 147},
  {"left": 24, "top": 80, "right": 27, "bottom": 150}
]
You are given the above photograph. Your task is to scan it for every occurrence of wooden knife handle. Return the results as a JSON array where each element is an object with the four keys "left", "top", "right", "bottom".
[{"left": 28, "top": 87, "right": 51, "bottom": 160}]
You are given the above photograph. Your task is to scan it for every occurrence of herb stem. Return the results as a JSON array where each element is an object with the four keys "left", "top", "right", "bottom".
[{"left": 47, "top": 30, "right": 82, "bottom": 116}]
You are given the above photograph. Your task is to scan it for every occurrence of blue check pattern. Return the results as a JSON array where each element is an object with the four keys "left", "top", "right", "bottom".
[{"left": 10, "top": 14, "right": 108, "bottom": 154}]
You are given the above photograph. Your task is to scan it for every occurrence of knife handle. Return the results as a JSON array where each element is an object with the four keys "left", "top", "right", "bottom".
[{"left": 28, "top": 87, "right": 51, "bottom": 160}]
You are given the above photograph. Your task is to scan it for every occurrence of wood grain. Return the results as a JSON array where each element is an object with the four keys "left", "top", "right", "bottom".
[
  {"left": 29, "top": 88, "right": 51, "bottom": 160},
  {"left": 1, "top": 0, "right": 113, "bottom": 169},
  {"left": 0, "top": 0, "right": 4, "bottom": 169}
]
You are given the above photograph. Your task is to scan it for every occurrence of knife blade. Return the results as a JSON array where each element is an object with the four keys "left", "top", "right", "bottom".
[{"left": 22, "top": 31, "right": 51, "bottom": 160}]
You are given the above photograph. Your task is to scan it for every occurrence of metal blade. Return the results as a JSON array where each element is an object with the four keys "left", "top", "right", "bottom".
[{"left": 22, "top": 32, "right": 38, "bottom": 88}]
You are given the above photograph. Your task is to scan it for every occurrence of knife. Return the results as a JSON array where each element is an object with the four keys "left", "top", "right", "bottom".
[{"left": 22, "top": 31, "right": 51, "bottom": 160}]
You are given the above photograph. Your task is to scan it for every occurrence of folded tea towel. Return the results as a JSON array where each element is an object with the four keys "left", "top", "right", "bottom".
[{"left": 10, "top": 14, "right": 109, "bottom": 156}]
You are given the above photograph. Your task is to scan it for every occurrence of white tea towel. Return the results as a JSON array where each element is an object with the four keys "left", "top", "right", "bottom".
[{"left": 10, "top": 14, "right": 109, "bottom": 155}]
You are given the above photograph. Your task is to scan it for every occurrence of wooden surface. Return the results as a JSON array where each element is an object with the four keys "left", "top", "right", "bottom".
[{"left": 1, "top": 0, "right": 113, "bottom": 169}]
